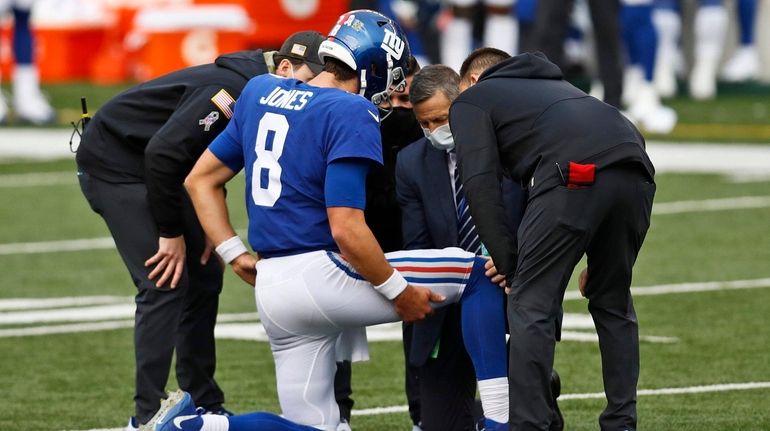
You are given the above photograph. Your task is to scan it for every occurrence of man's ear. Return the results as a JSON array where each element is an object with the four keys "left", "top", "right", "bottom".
[
  {"left": 276, "top": 59, "right": 292, "bottom": 77},
  {"left": 469, "top": 73, "right": 480, "bottom": 86}
]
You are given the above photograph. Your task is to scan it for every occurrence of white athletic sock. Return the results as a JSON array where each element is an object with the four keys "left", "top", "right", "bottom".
[
  {"left": 651, "top": 8, "right": 681, "bottom": 97},
  {"left": 694, "top": 6, "right": 727, "bottom": 65},
  {"left": 484, "top": 14, "right": 518, "bottom": 55},
  {"left": 478, "top": 377, "right": 509, "bottom": 423},
  {"left": 690, "top": 5, "right": 727, "bottom": 99},
  {"left": 441, "top": 17, "right": 472, "bottom": 72},
  {"left": 200, "top": 415, "right": 229, "bottom": 431}
]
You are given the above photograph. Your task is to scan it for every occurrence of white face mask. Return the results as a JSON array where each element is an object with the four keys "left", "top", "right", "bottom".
[{"left": 422, "top": 123, "right": 455, "bottom": 151}]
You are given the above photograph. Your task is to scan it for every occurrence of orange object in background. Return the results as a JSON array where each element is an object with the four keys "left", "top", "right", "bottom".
[
  {"left": 1, "top": 23, "right": 108, "bottom": 83},
  {"left": 125, "top": 4, "right": 252, "bottom": 81},
  {"left": 194, "top": 0, "right": 347, "bottom": 48},
  {"left": 38, "top": 25, "right": 109, "bottom": 83},
  {"left": 2, "top": 1, "right": 348, "bottom": 84}
]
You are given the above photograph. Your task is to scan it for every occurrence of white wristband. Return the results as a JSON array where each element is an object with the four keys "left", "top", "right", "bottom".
[
  {"left": 215, "top": 236, "right": 249, "bottom": 264},
  {"left": 374, "top": 269, "right": 408, "bottom": 300}
]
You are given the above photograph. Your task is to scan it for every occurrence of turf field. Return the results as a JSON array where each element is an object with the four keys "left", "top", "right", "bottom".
[
  {"left": 1, "top": 83, "right": 770, "bottom": 431},
  {"left": 1, "top": 154, "right": 769, "bottom": 430}
]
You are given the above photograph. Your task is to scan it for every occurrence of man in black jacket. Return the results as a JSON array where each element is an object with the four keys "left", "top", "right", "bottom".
[
  {"left": 451, "top": 48, "right": 655, "bottom": 430},
  {"left": 75, "top": 31, "right": 325, "bottom": 430},
  {"left": 396, "top": 64, "right": 526, "bottom": 431}
]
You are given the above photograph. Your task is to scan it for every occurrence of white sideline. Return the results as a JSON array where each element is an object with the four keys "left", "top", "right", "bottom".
[
  {"left": 70, "top": 381, "right": 770, "bottom": 430},
  {"left": 0, "top": 295, "right": 130, "bottom": 311},
  {"left": 0, "top": 237, "right": 115, "bottom": 255},
  {"left": 563, "top": 277, "right": 770, "bottom": 301},
  {"left": 3, "top": 277, "right": 769, "bottom": 337},
  {"left": 652, "top": 195, "right": 770, "bottom": 214},
  {"left": 0, "top": 171, "right": 75, "bottom": 187}
]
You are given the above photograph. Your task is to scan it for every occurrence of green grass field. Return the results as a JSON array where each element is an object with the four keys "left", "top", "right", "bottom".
[
  {"left": 1, "top": 153, "right": 769, "bottom": 430},
  {"left": 1, "top": 74, "right": 770, "bottom": 431}
]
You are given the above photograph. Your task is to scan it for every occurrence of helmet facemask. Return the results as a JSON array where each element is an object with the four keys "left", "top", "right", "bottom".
[{"left": 370, "top": 63, "right": 407, "bottom": 121}]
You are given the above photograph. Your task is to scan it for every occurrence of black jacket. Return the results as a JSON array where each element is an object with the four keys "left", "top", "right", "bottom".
[
  {"left": 76, "top": 51, "right": 269, "bottom": 237},
  {"left": 365, "top": 107, "right": 424, "bottom": 252},
  {"left": 450, "top": 52, "right": 654, "bottom": 277}
]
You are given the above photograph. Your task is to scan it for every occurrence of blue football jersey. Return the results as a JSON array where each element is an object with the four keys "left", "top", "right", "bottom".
[{"left": 209, "top": 74, "right": 383, "bottom": 257}]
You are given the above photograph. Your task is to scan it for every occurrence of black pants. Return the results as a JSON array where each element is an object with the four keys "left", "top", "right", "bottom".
[
  {"left": 404, "top": 304, "right": 479, "bottom": 431},
  {"left": 522, "top": 0, "right": 624, "bottom": 109},
  {"left": 508, "top": 165, "right": 655, "bottom": 431},
  {"left": 78, "top": 171, "right": 224, "bottom": 423}
]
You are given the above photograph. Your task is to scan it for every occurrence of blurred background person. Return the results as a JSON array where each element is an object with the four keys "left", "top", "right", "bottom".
[
  {"left": 519, "top": 0, "right": 625, "bottom": 110},
  {"left": 621, "top": 0, "right": 678, "bottom": 134},
  {"left": 653, "top": 0, "right": 759, "bottom": 100},
  {"left": 653, "top": 0, "right": 728, "bottom": 100},
  {"left": 0, "top": 0, "right": 55, "bottom": 124},
  {"left": 440, "top": 0, "right": 517, "bottom": 71},
  {"left": 350, "top": 0, "right": 438, "bottom": 65},
  {"left": 721, "top": 0, "right": 760, "bottom": 82}
]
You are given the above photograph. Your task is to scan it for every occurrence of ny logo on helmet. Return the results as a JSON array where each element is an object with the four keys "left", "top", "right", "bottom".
[{"left": 381, "top": 28, "right": 405, "bottom": 61}]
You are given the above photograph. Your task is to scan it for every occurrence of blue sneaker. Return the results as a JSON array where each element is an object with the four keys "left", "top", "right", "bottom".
[
  {"left": 481, "top": 419, "right": 508, "bottom": 431},
  {"left": 142, "top": 390, "right": 199, "bottom": 431}
]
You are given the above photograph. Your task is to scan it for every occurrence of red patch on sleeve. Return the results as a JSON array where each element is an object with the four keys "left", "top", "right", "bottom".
[{"left": 568, "top": 162, "right": 596, "bottom": 186}]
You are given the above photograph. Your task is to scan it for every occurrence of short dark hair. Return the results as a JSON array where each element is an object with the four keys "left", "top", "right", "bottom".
[
  {"left": 274, "top": 55, "right": 303, "bottom": 67},
  {"left": 323, "top": 57, "right": 357, "bottom": 82},
  {"left": 409, "top": 65, "right": 460, "bottom": 105},
  {"left": 459, "top": 47, "right": 511, "bottom": 82},
  {"left": 406, "top": 55, "right": 420, "bottom": 77}
]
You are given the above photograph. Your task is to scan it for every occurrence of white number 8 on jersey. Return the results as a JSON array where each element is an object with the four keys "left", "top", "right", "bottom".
[{"left": 252, "top": 112, "right": 288, "bottom": 206}]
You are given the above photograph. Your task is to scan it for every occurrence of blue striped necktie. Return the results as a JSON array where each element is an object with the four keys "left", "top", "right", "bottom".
[{"left": 454, "top": 160, "right": 482, "bottom": 254}]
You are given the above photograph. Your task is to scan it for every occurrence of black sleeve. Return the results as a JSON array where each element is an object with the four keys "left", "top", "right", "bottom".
[
  {"left": 144, "top": 85, "right": 238, "bottom": 237},
  {"left": 395, "top": 152, "right": 432, "bottom": 250},
  {"left": 451, "top": 101, "right": 518, "bottom": 276}
]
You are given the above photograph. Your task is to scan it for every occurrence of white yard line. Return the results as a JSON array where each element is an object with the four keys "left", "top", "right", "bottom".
[
  {"left": 0, "top": 171, "right": 75, "bottom": 187},
  {"left": 0, "top": 295, "right": 130, "bottom": 311},
  {"left": 564, "top": 277, "right": 770, "bottom": 301},
  {"left": 69, "top": 380, "right": 770, "bottom": 430},
  {"left": 0, "top": 237, "right": 115, "bottom": 255},
  {"left": 0, "top": 128, "right": 74, "bottom": 161},
  {"left": 653, "top": 195, "right": 770, "bottom": 214},
  {"left": 3, "top": 277, "right": 769, "bottom": 337},
  {"left": 1, "top": 320, "right": 134, "bottom": 337},
  {"left": 0, "top": 304, "right": 136, "bottom": 324},
  {"left": 646, "top": 142, "right": 770, "bottom": 175}
]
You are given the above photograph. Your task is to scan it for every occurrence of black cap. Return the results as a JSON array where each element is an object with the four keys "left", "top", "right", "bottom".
[{"left": 275, "top": 31, "right": 325, "bottom": 74}]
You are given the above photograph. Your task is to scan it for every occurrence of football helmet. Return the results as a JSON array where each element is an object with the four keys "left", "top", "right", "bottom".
[{"left": 319, "top": 10, "right": 412, "bottom": 106}]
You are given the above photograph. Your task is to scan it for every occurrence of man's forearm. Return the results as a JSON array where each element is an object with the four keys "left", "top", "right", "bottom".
[
  {"left": 186, "top": 181, "right": 236, "bottom": 245},
  {"left": 329, "top": 207, "right": 404, "bottom": 293}
]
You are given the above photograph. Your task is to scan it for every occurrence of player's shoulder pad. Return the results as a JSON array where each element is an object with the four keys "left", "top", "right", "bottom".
[{"left": 332, "top": 94, "right": 380, "bottom": 125}]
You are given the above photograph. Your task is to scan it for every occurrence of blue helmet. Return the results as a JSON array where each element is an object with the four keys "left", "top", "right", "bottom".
[{"left": 318, "top": 10, "right": 412, "bottom": 105}]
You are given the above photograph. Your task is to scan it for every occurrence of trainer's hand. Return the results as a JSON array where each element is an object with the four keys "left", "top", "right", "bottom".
[
  {"left": 231, "top": 252, "right": 258, "bottom": 286},
  {"left": 483, "top": 256, "right": 507, "bottom": 288},
  {"left": 578, "top": 267, "right": 588, "bottom": 297},
  {"left": 145, "top": 235, "right": 186, "bottom": 289},
  {"left": 200, "top": 236, "right": 217, "bottom": 265},
  {"left": 393, "top": 285, "right": 445, "bottom": 323}
]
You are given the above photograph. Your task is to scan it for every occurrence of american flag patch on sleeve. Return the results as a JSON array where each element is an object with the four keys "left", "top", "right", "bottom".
[{"left": 211, "top": 89, "right": 235, "bottom": 119}]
